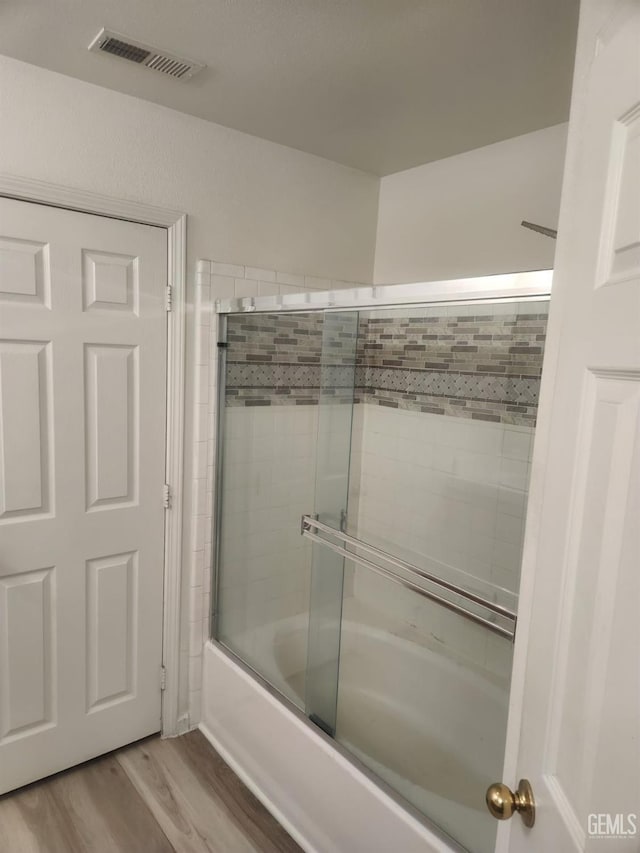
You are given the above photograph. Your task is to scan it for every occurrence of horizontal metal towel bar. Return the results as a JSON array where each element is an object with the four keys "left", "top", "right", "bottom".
[
  {"left": 301, "top": 515, "right": 516, "bottom": 642},
  {"left": 301, "top": 516, "right": 516, "bottom": 620}
]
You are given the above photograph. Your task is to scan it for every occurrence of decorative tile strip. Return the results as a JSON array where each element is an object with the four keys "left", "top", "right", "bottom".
[
  {"left": 226, "top": 362, "right": 354, "bottom": 390},
  {"left": 359, "top": 366, "right": 541, "bottom": 406},
  {"left": 224, "top": 305, "right": 548, "bottom": 424},
  {"left": 356, "top": 389, "right": 538, "bottom": 425}
]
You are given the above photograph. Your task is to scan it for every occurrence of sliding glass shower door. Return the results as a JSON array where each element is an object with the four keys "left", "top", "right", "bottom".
[
  {"left": 213, "top": 309, "right": 357, "bottom": 717},
  {"left": 214, "top": 311, "right": 321, "bottom": 707},
  {"left": 213, "top": 283, "right": 550, "bottom": 853}
]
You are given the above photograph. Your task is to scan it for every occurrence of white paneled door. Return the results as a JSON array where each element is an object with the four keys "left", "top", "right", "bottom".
[
  {"left": 0, "top": 198, "right": 167, "bottom": 794},
  {"left": 499, "top": 2, "right": 640, "bottom": 851}
]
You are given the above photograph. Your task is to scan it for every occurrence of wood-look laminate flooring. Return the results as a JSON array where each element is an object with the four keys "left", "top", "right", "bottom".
[{"left": 0, "top": 730, "right": 302, "bottom": 853}]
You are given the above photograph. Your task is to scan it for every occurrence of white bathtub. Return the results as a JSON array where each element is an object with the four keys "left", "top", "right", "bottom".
[{"left": 201, "top": 608, "right": 509, "bottom": 853}]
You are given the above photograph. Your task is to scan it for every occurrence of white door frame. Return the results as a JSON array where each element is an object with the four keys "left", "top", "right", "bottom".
[{"left": 0, "top": 174, "right": 187, "bottom": 737}]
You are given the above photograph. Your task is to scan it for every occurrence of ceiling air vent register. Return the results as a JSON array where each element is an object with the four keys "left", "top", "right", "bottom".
[{"left": 88, "top": 28, "right": 205, "bottom": 81}]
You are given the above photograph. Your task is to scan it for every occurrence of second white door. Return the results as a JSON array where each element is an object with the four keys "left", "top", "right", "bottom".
[
  {"left": 0, "top": 197, "right": 167, "bottom": 794},
  {"left": 499, "top": 2, "right": 640, "bottom": 850}
]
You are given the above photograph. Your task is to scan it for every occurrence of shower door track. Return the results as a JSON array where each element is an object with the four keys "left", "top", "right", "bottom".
[
  {"left": 301, "top": 516, "right": 516, "bottom": 641},
  {"left": 214, "top": 269, "right": 552, "bottom": 315}
]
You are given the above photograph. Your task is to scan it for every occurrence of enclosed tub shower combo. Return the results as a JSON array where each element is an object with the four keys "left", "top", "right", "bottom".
[{"left": 206, "top": 272, "right": 551, "bottom": 853}]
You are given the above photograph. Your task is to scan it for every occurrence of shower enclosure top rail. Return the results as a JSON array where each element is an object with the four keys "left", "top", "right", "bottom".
[
  {"left": 301, "top": 516, "right": 517, "bottom": 642},
  {"left": 215, "top": 269, "right": 552, "bottom": 315}
]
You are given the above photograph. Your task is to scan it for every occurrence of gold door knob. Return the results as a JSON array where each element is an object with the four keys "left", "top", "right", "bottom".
[{"left": 486, "top": 779, "right": 535, "bottom": 828}]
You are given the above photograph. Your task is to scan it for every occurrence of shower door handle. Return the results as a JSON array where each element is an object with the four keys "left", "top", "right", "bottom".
[{"left": 485, "top": 779, "right": 535, "bottom": 827}]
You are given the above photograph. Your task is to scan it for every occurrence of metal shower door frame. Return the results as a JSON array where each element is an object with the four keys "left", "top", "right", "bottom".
[{"left": 210, "top": 268, "right": 552, "bottom": 643}]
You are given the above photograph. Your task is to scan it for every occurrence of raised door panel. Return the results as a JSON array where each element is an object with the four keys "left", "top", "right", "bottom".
[
  {"left": 0, "top": 568, "right": 55, "bottom": 741},
  {"left": 597, "top": 104, "right": 640, "bottom": 289},
  {"left": 84, "top": 344, "right": 139, "bottom": 510},
  {"left": 82, "top": 249, "right": 139, "bottom": 314},
  {"left": 0, "top": 237, "right": 50, "bottom": 307},
  {"left": 0, "top": 341, "right": 52, "bottom": 521},
  {"left": 547, "top": 373, "right": 640, "bottom": 837},
  {"left": 86, "top": 552, "right": 138, "bottom": 711}
]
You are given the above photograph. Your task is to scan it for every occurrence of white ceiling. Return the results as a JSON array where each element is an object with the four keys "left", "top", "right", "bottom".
[{"left": 0, "top": 0, "right": 579, "bottom": 176}]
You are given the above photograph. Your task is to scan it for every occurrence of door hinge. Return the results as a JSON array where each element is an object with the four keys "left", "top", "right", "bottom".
[
  {"left": 160, "top": 665, "right": 167, "bottom": 691},
  {"left": 163, "top": 483, "right": 171, "bottom": 509},
  {"left": 166, "top": 284, "right": 173, "bottom": 312}
]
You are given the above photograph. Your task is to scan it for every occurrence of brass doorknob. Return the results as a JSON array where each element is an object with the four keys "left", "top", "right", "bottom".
[{"left": 486, "top": 779, "right": 535, "bottom": 828}]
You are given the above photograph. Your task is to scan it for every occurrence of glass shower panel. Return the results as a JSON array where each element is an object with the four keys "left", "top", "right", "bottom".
[
  {"left": 335, "top": 558, "right": 511, "bottom": 853},
  {"left": 215, "top": 311, "right": 323, "bottom": 708},
  {"left": 348, "top": 300, "right": 547, "bottom": 607},
  {"left": 328, "top": 296, "right": 547, "bottom": 851},
  {"left": 305, "top": 312, "right": 358, "bottom": 735}
]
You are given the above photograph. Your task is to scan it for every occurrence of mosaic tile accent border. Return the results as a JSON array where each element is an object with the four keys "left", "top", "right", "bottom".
[
  {"left": 224, "top": 305, "right": 548, "bottom": 425},
  {"left": 356, "top": 389, "right": 538, "bottom": 424},
  {"left": 360, "top": 366, "right": 540, "bottom": 404},
  {"left": 226, "top": 362, "right": 354, "bottom": 390}
]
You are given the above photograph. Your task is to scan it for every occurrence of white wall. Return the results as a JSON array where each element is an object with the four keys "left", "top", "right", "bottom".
[
  {"left": 373, "top": 123, "right": 568, "bottom": 284},
  {"left": 0, "top": 55, "right": 379, "bottom": 727},
  {"left": 0, "top": 56, "right": 379, "bottom": 284}
]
